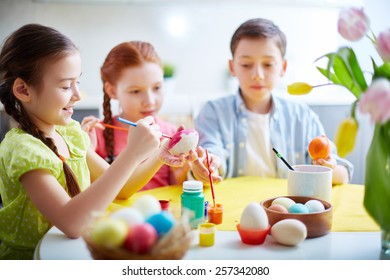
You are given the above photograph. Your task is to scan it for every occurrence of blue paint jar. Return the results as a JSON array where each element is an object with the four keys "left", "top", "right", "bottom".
[
  {"left": 181, "top": 181, "right": 205, "bottom": 229},
  {"left": 204, "top": 201, "right": 209, "bottom": 220}
]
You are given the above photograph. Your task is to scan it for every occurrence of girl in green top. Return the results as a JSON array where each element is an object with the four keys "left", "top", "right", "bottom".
[{"left": 0, "top": 24, "right": 211, "bottom": 259}]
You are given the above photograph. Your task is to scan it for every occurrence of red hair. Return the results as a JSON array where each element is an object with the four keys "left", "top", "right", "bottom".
[{"left": 100, "top": 41, "right": 162, "bottom": 162}]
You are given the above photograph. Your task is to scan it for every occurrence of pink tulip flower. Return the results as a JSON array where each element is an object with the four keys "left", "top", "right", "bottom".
[
  {"left": 377, "top": 29, "right": 390, "bottom": 61},
  {"left": 359, "top": 78, "right": 390, "bottom": 124},
  {"left": 338, "top": 7, "right": 370, "bottom": 42}
]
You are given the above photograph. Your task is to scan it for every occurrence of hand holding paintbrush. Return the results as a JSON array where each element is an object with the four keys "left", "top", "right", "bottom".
[
  {"left": 205, "top": 149, "right": 216, "bottom": 207},
  {"left": 205, "top": 149, "right": 224, "bottom": 224},
  {"left": 188, "top": 147, "right": 222, "bottom": 187}
]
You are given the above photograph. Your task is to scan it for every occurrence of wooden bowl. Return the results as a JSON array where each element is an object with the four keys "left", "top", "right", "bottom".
[{"left": 260, "top": 196, "right": 333, "bottom": 238}]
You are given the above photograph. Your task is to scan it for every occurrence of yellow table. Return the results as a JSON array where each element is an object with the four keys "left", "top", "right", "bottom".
[{"left": 112, "top": 176, "right": 380, "bottom": 232}]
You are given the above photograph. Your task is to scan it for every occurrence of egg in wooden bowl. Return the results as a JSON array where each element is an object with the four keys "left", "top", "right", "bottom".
[{"left": 260, "top": 196, "right": 333, "bottom": 238}]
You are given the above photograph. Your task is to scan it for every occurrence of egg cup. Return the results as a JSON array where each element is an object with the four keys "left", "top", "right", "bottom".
[
  {"left": 159, "top": 200, "right": 170, "bottom": 211},
  {"left": 236, "top": 224, "right": 270, "bottom": 245}
]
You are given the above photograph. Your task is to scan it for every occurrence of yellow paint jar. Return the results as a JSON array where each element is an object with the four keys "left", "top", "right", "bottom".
[{"left": 199, "top": 222, "right": 216, "bottom": 247}]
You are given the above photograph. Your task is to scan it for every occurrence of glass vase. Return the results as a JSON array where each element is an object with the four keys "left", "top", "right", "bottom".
[
  {"left": 363, "top": 121, "right": 390, "bottom": 259},
  {"left": 381, "top": 229, "right": 390, "bottom": 260}
]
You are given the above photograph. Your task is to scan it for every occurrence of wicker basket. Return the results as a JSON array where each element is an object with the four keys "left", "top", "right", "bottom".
[{"left": 83, "top": 218, "right": 193, "bottom": 260}]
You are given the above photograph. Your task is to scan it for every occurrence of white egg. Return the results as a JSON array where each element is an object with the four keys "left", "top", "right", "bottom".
[
  {"left": 271, "top": 219, "right": 307, "bottom": 246},
  {"left": 110, "top": 207, "right": 144, "bottom": 227},
  {"left": 305, "top": 200, "right": 325, "bottom": 213},
  {"left": 240, "top": 202, "right": 269, "bottom": 230},
  {"left": 132, "top": 195, "right": 162, "bottom": 219},
  {"left": 271, "top": 197, "right": 296, "bottom": 209}
]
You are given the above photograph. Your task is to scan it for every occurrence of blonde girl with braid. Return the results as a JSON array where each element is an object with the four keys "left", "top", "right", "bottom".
[
  {"left": 81, "top": 41, "right": 222, "bottom": 191},
  {"left": 0, "top": 24, "right": 187, "bottom": 259}
]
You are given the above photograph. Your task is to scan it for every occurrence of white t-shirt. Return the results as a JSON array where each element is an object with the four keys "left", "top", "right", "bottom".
[{"left": 245, "top": 110, "right": 276, "bottom": 177}]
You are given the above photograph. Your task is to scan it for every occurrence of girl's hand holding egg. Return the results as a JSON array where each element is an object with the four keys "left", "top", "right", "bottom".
[
  {"left": 165, "top": 126, "right": 223, "bottom": 186},
  {"left": 168, "top": 128, "right": 199, "bottom": 156},
  {"left": 158, "top": 138, "right": 187, "bottom": 168}
]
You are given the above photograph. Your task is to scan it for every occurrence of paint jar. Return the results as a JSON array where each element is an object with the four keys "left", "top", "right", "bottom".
[
  {"left": 207, "top": 203, "right": 223, "bottom": 224},
  {"left": 181, "top": 180, "right": 205, "bottom": 229},
  {"left": 204, "top": 201, "right": 209, "bottom": 220},
  {"left": 159, "top": 200, "right": 170, "bottom": 211},
  {"left": 199, "top": 223, "right": 216, "bottom": 247}
]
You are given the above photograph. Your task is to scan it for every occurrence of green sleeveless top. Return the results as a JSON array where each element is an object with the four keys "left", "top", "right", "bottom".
[{"left": 0, "top": 120, "right": 90, "bottom": 259}]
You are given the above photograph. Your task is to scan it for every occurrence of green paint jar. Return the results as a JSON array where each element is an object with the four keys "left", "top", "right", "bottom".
[{"left": 181, "top": 180, "right": 205, "bottom": 229}]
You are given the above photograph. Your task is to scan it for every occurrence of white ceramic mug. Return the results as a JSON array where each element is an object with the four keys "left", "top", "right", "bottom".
[{"left": 287, "top": 165, "right": 332, "bottom": 202}]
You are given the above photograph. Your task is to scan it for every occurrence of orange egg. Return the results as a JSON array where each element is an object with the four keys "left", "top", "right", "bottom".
[{"left": 308, "top": 135, "right": 331, "bottom": 160}]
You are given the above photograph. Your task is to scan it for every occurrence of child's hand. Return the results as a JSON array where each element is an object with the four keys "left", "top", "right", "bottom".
[
  {"left": 158, "top": 138, "right": 186, "bottom": 167},
  {"left": 81, "top": 115, "right": 104, "bottom": 149},
  {"left": 188, "top": 146, "right": 222, "bottom": 186},
  {"left": 312, "top": 156, "right": 336, "bottom": 169},
  {"left": 125, "top": 116, "right": 162, "bottom": 160}
]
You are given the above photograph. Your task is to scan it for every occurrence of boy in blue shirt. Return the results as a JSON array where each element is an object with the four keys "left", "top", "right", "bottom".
[{"left": 194, "top": 18, "right": 352, "bottom": 184}]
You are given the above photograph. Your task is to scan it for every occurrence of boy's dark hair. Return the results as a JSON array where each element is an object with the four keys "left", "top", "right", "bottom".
[{"left": 230, "top": 18, "right": 287, "bottom": 58}]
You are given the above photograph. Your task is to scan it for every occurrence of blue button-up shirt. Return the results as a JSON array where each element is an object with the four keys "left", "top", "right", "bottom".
[{"left": 194, "top": 92, "right": 353, "bottom": 180}]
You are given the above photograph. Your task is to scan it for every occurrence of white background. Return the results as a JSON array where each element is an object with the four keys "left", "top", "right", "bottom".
[{"left": 2, "top": 0, "right": 388, "bottom": 108}]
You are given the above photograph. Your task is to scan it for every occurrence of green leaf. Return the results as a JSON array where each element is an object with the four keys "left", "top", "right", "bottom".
[
  {"left": 337, "top": 47, "right": 368, "bottom": 93},
  {"left": 331, "top": 54, "right": 361, "bottom": 96},
  {"left": 316, "top": 66, "right": 341, "bottom": 84},
  {"left": 316, "top": 47, "right": 368, "bottom": 99},
  {"left": 373, "top": 60, "right": 390, "bottom": 80},
  {"left": 163, "top": 63, "right": 175, "bottom": 78}
]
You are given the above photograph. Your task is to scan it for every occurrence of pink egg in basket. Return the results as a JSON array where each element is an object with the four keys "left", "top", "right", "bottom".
[{"left": 168, "top": 129, "right": 199, "bottom": 156}]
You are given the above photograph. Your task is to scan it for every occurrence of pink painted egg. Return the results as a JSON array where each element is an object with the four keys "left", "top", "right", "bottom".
[
  {"left": 268, "top": 204, "right": 289, "bottom": 213},
  {"left": 268, "top": 204, "right": 288, "bottom": 213},
  {"left": 168, "top": 129, "right": 199, "bottom": 156}
]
